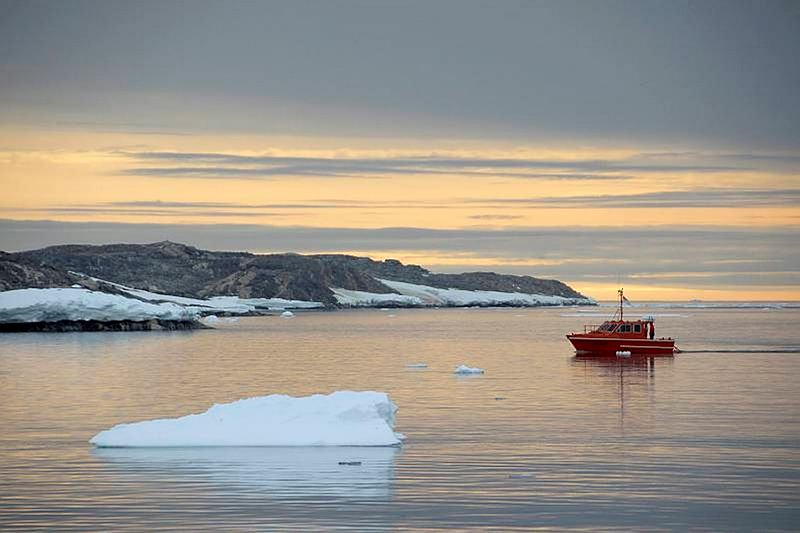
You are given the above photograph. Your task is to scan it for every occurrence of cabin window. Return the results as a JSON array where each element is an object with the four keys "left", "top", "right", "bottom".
[
  {"left": 622, "top": 325, "right": 632, "bottom": 333},
  {"left": 634, "top": 324, "right": 641, "bottom": 333}
]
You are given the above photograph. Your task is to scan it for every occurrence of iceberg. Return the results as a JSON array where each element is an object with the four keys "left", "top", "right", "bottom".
[
  {"left": 454, "top": 364, "right": 485, "bottom": 374},
  {"left": 90, "top": 391, "right": 402, "bottom": 447},
  {"left": 0, "top": 288, "right": 197, "bottom": 324},
  {"left": 281, "top": 310, "right": 295, "bottom": 318}
]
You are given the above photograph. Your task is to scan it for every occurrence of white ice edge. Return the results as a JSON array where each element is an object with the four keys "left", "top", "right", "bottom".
[
  {"left": 331, "top": 287, "right": 423, "bottom": 307},
  {"left": 90, "top": 391, "right": 402, "bottom": 447},
  {"left": 0, "top": 288, "right": 198, "bottom": 323}
]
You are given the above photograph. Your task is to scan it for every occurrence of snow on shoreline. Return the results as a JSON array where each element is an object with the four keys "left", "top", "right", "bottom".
[
  {"left": 334, "top": 279, "right": 594, "bottom": 308},
  {"left": 1, "top": 273, "right": 592, "bottom": 327},
  {"left": 331, "top": 287, "right": 423, "bottom": 307},
  {"left": 381, "top": 279, "right": 594, "bottom": 307},
  {"left": 90, "top": 391, "right": 402, "bottom": 447},
  {"left": 0, "top": 288, "right": 197, "bottom": 323}
]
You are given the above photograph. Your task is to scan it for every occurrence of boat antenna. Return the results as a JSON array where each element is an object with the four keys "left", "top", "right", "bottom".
[{"left": 618, "top": 287, "right": 624, "bottom": 321}]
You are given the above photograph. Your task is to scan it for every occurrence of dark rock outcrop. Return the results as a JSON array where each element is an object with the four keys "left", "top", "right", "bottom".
[
  {"left": 0, "top": 252, "right": 78, "bottom": 291},
  {"left": 9, "top": 241, "right": 589, "bottom": 306}
]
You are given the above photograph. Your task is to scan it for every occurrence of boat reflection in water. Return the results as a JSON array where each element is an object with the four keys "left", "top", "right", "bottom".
[
  {"left": 571, "top": 354, "right": 673, "bottom": 431},
  {"left": 93, "top": 446, "right": 399, "bottom": 500}
]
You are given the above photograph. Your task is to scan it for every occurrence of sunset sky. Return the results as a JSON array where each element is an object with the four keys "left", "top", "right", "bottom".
[{"left": 1, "top": 0, "right": 798, "bottom": 300}]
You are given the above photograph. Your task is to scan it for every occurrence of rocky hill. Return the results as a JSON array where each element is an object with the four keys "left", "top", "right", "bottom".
[
  {"left": 0, "top": 252, "right": 77, "bottom": 291},
  {"left": 7, "top": 241, "right": 590, "bottom": 307}
]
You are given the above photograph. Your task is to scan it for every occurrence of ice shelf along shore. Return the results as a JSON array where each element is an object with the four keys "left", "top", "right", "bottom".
[
  {"left": 333, "top": 279, "right": 594, "bottom": 307},
  {"left": 90, "top": 391, "right": 402, "bottom": 447},
  {"left": 331, "top": 287, "right": 423, "bottom": 307},
  {"left": 0, "top": 288, "right": 198, "bottom": 324}
]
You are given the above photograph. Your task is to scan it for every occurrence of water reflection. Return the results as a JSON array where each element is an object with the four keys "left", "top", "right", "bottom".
[
  {"left": 570, "top": 355, "right": 672, "bottom": 431},
  {"left": 93, "top": 446, "right": 399, "bottom": 500}
]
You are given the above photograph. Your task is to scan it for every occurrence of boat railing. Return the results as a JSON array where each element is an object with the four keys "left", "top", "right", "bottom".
[{"left": 583, "top": 324, "right": 603, "bottom": 333}]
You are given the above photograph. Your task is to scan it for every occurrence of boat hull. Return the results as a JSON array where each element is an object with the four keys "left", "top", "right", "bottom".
[{"left": 566, "top": 335, "right": 675, "bottom": 356}]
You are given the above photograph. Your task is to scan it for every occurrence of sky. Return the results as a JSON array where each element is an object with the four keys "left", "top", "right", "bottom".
[{"left": 1, "top": 0, "right": 798, "bottom": 300}]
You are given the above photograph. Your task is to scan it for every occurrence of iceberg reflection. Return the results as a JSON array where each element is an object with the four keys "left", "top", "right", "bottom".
[{"left": 93, "top": 446, "right": 399, "bottom": 499}]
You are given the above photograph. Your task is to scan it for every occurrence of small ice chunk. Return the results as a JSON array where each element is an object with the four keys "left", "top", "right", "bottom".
[
  {"left": 455, "top": 365, "right": 485, "bottom": 374},
  {"left": 201, "top": 315, "right": 220, "bottom": 324},
  {"left": 406, "top": 363, "right": 428, "bottom": 368},
  {"left": 281, "top": 310, "right": 295, "bottom": 318}
]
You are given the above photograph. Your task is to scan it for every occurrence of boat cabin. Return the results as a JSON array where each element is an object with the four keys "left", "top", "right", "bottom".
[{"left": 587, "top": 318, "right": 657, "bottom": 339}]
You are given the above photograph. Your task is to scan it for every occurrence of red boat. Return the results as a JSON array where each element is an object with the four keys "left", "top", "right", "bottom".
[{"left": 566, "top": 289, "right": 676, "bottom": 356}]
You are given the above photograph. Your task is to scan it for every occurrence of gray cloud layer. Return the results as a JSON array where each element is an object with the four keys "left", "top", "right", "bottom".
[
  {"left": 2, "top": 1, "right": 798, "bottom": 146},
  {"left": 121, "top": 151, "right": 747, "bottom": 180},
  {"left": 471, "top": 189, "right": 800, "bottom": 209},
  {"left": 20, "top": 186, "right": 799, "bottom": 217}
]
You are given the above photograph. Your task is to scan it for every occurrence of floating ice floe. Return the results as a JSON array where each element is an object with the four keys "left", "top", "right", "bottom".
[
  {"left": 0, "top": 288, "right": 197, "bottom": 324},
  {"left": 406, "top": 363, "right": 428, "bottom": 369},
  {"left": 90, "top": 391, "right": 402, "bottom": 447},
  {"left": 454, "top": 365, "right": 485, "bottom": 374},
  {"left": 281, "top": 310, "right": 295, "bottom": 318}
]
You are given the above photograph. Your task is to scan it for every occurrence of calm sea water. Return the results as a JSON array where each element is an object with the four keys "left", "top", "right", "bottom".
[{"left": 1, "top": 306, "right": 799, "bottom": 531}]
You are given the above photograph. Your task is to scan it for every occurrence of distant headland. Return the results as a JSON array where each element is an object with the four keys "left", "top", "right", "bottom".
[{"left": 0, "top": 241, "right": 594, "bottom": 332}]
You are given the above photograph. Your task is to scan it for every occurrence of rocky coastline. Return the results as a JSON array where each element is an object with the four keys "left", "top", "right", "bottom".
[{"left": 1, "top": 241, "right": 594, "bottom": 332}]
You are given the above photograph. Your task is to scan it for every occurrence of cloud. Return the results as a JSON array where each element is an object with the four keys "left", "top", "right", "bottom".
[
  {"left": 118, "top": 151, "right": 745, "bottom": 180},
  {"left": 5, "top": 207, "right": 303, "bottom": 218},
  {"left": 13, "top": 185, "right": 799, "bottom": 222},
  {"left": 468, "top": 214, "right": 524, "bottom": 220},
  {"left": 468, "top": 188, "right": 800, "bottom": 209}
]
